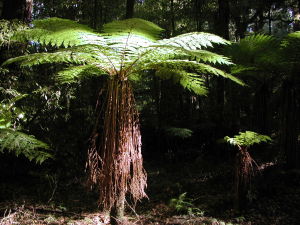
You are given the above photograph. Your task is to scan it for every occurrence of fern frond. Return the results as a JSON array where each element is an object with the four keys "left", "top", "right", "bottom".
[
  {"left": 103, "top": 18, "right": 164, "bottom": 41},
  {"left": 154, "top": 68, "right": 207, "bottom": 95},
  {"left": 163, "top": 127, "right": 193, "bottom": 138},
  {"left": 227, "top": 34, "right": 279, "bottom": 66},
  {"left": 13, "top": 17, "right": 104, "bottom": 47},
  {"left": 56, "top": 65, "right": 107, "bottom": 83},
  {"left": 158, "top": 32, "right": 230, "bottom": 50},
  {"left": 281, "top": 31, "right": 300, "bottom": 64},
  {"left": 143, "top": 60, "right": 245, "bottom": 86},
  {"left": 3, "top": 51, "right": 89, "bottom": 67},
  {"left": 0, "top": 128, "right": 51, "bottom": 164},
  {"left": 224, "top": 131, "right": 272, "bottom": 148}
]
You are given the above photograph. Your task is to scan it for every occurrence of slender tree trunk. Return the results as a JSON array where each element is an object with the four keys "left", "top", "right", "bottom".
[
  {"left": 170, "top": 0, "right": 175, "bottom": 36},
  {"left": 1, "top": 0, "right": 32, "bottom": 22},
  {"left": 280, "top": 79, "right": 299, "bottom": 169},
  {"left": 125, "top": 0, "right": 135, "bottom": 19},
  {"left": 213, "top": 0, "right": 230, "bottom": 134}
]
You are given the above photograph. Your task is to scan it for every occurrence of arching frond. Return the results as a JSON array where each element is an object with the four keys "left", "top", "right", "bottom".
[
  {"left": 3, "top": 51, "right": 90, "bottom": 67},
  {"left": 141, "top": 60, "right": 245, "bottom": 86},
  {"left": 0, "top": 128, "right": 51, "bottom": 164},
  {"left": 226, "top": 34, "right": 279, "bottom": 67},
  {"left": 158, "top": 32, "right": 230, "bottom": 50},
  {"left": 13, "top": 17, "right": 105, "bottom": 47},
  {"left": 103, "top": 18, "right": 164, "bottom": 41},
  {"left": 56, "top": 65, "right": 107, "bottom": 83},
  {"left": 154, "top": 68, "right": 207, "bottom": 95}
]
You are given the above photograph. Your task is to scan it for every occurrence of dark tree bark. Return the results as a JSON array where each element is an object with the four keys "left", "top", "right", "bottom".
[
  {"left": 281, "top": 79, "right": 299, "bottom": 169},
  {"left": 1, "top": 0, "right": 32, "bottom": 22},
  {"left": 170, "top": 0, "right": 175, "bottom": 36},
  {"left": 125, "top": 0, "right": 135, "bottom": 19},
  {"left": 216, "top": 0, "right": 230, "bottom": 39},
  {"left": 213, "top": 0, "right": 230, "bottom": 134}
]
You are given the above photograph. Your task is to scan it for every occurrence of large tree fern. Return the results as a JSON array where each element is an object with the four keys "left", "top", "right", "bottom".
[{"left": 2, "top": 17, "right": 242, "bottom": 222}]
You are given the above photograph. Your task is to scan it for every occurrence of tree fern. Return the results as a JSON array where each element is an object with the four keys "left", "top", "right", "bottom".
[
  {"left": 1, "top": 17, "right": 243, "bottom": 218},
  {"left": 226, "top": 34, "right": 280, "bottom": 81}
]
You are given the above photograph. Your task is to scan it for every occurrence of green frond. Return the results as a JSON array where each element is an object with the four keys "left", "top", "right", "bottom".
[
  {"left": 154, "top": 68, "right": 207, "bottom": 95},
  {"left": 280, "top": 31, "right": 300, "bottom": 65},
  {"left": 186, "top": 49, "right": 233, "bottom": 65},
  {"left": 103, "top": 18, "right": 164, "bottom": 41},
  {"left": 143, "top": 60, "right": 245, "bottom": 86},
  {"left": 13, "top": 17, "right": 104, "bottom": 47},
  {"left": 137, "top": 46, "right": 232, "bottom": 65},
  {"left": 0, "top": 128, "right": 51, "bottom": 164},
  {"left": 3, "top": 51, "right": 89, "bottom": 67},
  {"left": 227, "top": 34, "right": 279, "bottom": 66},
  {"left": 159, "top": 32, "right": 230, "bottom": 50},
  {"left": 224, "top": 131, "right": 272, "bottom": 148},
  {"left": 163, "top": 127, "right": 193, "bottom": 138},
  {"left": 56, "top": 65, "right": 107, "bottom": 83}
]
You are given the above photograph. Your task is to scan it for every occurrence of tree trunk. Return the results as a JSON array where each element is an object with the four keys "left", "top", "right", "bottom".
[
  {"left": 1, "top": 0, "right": 32, "bottom": 22},
  {"left": 110, "top": 191, "right": 125, "bottom": 225},
  {"left": 125, "top": 0, "right": 135, "bottom": 19},
  {"left": 234, "top": 146, "right": 255, "bottom": 211},
  {"left": 280, "top": 79, "right": 299, "bottom": 169},
  {"left": 86, "top": 76, "right": 147, "bottom": 223}
]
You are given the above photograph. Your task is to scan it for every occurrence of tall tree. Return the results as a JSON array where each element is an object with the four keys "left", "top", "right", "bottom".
[{"left": 125, "top": 0, "right": 135, "bottom": 18}]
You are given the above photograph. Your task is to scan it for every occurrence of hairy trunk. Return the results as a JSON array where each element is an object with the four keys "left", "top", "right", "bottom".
[
  {"left": 234, "top": 146, "right": 256, "bottom": 211},
  {"left": 86, "top": 76, "right": 147, "bottom": 222}
]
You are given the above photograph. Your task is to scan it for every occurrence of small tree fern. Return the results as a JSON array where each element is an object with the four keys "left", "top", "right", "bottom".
[
  {"left": 224, "top": 131, "right": 271, "bottom": 211},
  {"left": 2, "top": 17, "right": 243, "bottom": 222},
  {"left": 0, "top": 89, "right": 51, "bottom": 164}
]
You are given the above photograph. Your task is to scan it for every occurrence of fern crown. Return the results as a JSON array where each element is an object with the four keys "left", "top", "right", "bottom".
[{"left": 2, "top": 17, "right": 244, "bottom": 95}]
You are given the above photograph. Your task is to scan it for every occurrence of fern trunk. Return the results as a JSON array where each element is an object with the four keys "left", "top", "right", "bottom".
[
  {"left": 234, "top": 146, "right": 255, "bottom": 211},
  {"left": 86, "top": 75, "right": 147, "bottom": 222}
]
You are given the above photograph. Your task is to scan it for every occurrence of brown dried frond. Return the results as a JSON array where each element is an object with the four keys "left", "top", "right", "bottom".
[{"left": 86, "top": 77, "right": 147, "bottom": 211}]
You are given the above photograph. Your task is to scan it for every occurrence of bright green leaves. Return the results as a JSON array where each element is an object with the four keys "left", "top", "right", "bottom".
[
  {"left": 142, "top": 59, "right": 245, "bottom": 91},
  {"left": 3, "top": 51, "right": 90, "bottom": 67},
  {"left": 224, "top": 131, "right": 272, "bottom": 148},
  {"left": 159, "top": 32, "right": 230, "bottom": 50},
  {"left": 103, "top": 18, "right": 164, "bottom": 41},
  {"left": 2, "top": 17, "right": 242, "bottom": 95},
  {"left": 56, "top": 65, "right": 107, "bottom": 84},
  {"left": 14, "top": 17, "right": 104, "bottom": 47},
  {"left": 154, "top": 67, "right": 207, "bottom": 95}
]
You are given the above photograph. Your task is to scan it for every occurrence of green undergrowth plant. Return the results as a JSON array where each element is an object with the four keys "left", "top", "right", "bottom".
[
  {"left": 0, "top": 88, "right": 52, "bottom": 164},
  {"left": 169, "top": 192, "right": 204, "bottom": 216},
  {"left": 224, "top": 131, "right": 271, "bottom": 211}
]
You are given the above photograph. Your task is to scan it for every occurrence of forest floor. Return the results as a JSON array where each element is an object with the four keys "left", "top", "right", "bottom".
[{"left": 0, "top": 155, "right": 300, "bottom": 225}]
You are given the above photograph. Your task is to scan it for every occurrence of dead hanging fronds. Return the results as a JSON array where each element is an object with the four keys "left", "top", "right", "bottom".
[{"left": 86, "top": 76, "right": 147, "bottom": 211}]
